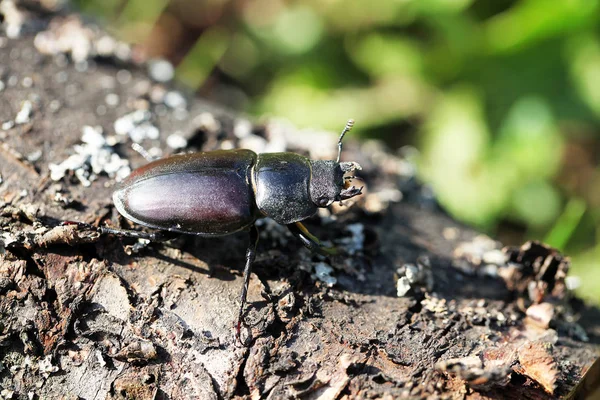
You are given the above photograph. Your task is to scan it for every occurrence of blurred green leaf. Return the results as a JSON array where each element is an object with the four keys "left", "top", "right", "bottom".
[
  {"left": 484, "top": 0, "right": 600, "bottom": 54},
  {"left": 247, "top": 5, "right": 323, "bottom": 55},
  {"left": 176, "top": 27, "right": 230, "bottom": 89},
  {"left": 350, "top": 33, "right": 423, "bottom": 78},
  {"left": 73, "top": 0, "right": 122, "bottom": 19},
  {"left": 570, "top": 246, "right": 600, "bottom": 304},
  {"left": 511, "top": 181, "right": 561, "bottom": 228},
  {"left": 567, "top": 34, "right": 600, "bottom": 118},
  {"left": 545, "top": 198, "right": 587, "bottom": 250},
  {"left": 117, "top": 0, "right": 170, "bottom": 40},
  {"left": 417, "top": 0, "right": 474, "bottom": 14},
  {"left": 495, "top": 96, "right": 562, "bottom": 179},
  {"left": 421, "top": 87, "right": 510, "bottom": 226},
  {"left": 219, "top": 34, "right": 260, "bottom": 79}
]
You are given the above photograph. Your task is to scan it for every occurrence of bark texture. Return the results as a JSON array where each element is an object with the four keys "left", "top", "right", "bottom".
[{"left": 0, "top": 3, "right": 599, "bottom": 399}]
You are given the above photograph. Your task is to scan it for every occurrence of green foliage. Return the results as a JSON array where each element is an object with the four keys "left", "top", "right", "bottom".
[{"left": 76, "top": 0, "right": 600, "bottom": 304}]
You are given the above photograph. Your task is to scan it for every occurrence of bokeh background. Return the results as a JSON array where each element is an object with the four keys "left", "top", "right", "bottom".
[{"left": 74, "top": 0, "right": 600, "bottom": 304}]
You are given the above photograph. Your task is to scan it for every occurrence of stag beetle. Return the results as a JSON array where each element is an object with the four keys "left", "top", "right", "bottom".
[{"left": 73, "top": 120, "right": 362, "bottom": 343}]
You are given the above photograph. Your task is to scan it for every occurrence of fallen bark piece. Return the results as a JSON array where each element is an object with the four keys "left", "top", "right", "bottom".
[
  {"left": 311, "top": 354, "right": 365, "bottom": 400},
  {"left": 516, "top": 341, "right": 559, "bottom": 395}
]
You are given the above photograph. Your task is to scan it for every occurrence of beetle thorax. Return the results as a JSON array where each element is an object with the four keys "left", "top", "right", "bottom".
[{"left": 253, "top": 153, "right": 318, "bottom": 224}]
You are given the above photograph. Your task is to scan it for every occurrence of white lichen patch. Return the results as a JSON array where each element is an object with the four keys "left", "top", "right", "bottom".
[
  {"left": 0, "top": 0, "right": 25, "bottom": 39},
  {"left": 38, "top": 355, "right": 59, "bottom": 378},
  {"left": 313, "top": 262, "right": 337, "bottom": 287},
  {"left": 114, "top": 110, "right": 160, "bottom": 143},
  {"left": 396, "top": 276, "right": 411, "bottom": 297},
  {"left": 164, "top": 90, "right": 187, "bottom": 110},
  {"left": 34, "top": 15, "right": 132, "bottom": 63},
  {"left": 453, "top": 235, "right": 506, "bottom": 276},
  {"left": 193, "top": 112, "right": 221, "bottom": 135},
  {"left": 336, "top": 223, "right": 365, "bottom": 255},
  {"left": 396, "top": 258, "right": 434, "bottom": 297},
  {"left": 166, "top": 132, "right": 188, "bottom": 149},
  {"left": 15, "top": 100, "right": 33, "bottom": 124},
  {"left": 49, "top": 125, "right": 130, "bottom": 186},
  {"left": 148, "top": 59, "right": 175, "bottom": 83}
]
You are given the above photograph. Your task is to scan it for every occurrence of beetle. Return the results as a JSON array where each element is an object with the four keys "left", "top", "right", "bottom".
[{"left": 72, "top": 120, "right": 362, "bottom": 343}]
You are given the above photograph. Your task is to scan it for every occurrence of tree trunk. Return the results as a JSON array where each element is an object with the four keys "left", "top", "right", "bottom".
[{"left": 0, "top": 3, "right": 598, "bottom": 399}]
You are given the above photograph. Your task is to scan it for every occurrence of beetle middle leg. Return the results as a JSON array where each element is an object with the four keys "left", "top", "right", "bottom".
[
  {"left": 236, "top": 224, "right": 259, "bottom": 346},
  {"left": 287, "top": 222, "right": 337, "bottom": 256}
]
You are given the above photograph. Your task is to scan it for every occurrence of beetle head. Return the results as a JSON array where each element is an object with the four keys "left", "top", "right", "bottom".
[{"left": 309, "top": 120, "right": 363, "bottom": 207}]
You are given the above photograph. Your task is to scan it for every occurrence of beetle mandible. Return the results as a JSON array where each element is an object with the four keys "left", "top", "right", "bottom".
[{"left": 79, "top": 120, "right": 362, "bottom": 343}]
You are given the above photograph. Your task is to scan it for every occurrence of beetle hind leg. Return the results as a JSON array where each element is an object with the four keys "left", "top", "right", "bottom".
[
  {"left": 287, "top": 222, "right": 337, "bottom": 256},
  {"left": 236, "top": 224, "right": 259, "bottom": 346},
  {"left": 62, "top": 221, "right": 176, "bottom": 242}
]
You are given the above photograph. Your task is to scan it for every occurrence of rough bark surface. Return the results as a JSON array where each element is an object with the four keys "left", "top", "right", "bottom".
[{"left": 0, "top": 3, "right": 599, "bottom": 399}]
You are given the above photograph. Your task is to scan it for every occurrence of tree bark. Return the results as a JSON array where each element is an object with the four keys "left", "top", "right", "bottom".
[{"left": 0, "top": 3, "right": 598, "bottom": 399}]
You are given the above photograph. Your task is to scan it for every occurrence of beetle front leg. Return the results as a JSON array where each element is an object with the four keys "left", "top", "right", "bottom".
[
  {"left": 287, "top": 222, "right": 337, "bottom": 256},
  {"left": 236, "top": 224, "right": 259, "bottom": 346}
]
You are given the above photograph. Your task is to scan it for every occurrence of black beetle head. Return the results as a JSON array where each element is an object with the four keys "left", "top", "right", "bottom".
[
  {"left": 309, "top": 160, "right": 362, "bottom": 207},
  {"left": 309, "top": 120, "right": 363, "bottom": 208}
]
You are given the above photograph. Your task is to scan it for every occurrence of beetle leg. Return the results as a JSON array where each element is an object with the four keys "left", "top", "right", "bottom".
[
  {"left": 62, "top": 221, "right": 175, "bottom": 242},
  {"left": 287, "top": 222, "right": 337, "bottom": 256},
  {"left": 236, "top": 224, "right": 259, "bottom": 346}
]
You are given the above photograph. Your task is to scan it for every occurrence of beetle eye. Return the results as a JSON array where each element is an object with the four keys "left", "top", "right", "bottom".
[{"left": 317, "top": 197, "right": 331, "bottom": 207}]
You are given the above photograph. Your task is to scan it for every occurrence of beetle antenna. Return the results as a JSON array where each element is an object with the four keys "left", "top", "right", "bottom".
[{"left": 336, "top": 119, "right": 355, "bottom": 163}]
